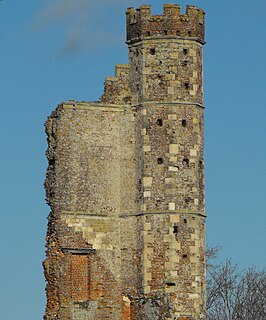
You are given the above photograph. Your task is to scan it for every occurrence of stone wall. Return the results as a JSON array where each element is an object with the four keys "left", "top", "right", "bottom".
[{"left": 44, "top": 4, "right": 206, "bottom": 320}]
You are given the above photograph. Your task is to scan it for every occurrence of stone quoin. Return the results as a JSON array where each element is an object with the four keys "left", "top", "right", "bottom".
[{"left": 44, "top": 4, "right": 206, "bottom": 320}]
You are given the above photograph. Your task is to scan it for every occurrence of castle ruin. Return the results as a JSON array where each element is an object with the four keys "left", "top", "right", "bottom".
[{"left": 44, "top": 4, "right": 206, "bottom": 320}]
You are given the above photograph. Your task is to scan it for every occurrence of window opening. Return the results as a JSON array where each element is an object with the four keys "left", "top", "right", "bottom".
[
  {"left": 150, "top": 48, "right": 156, "bottom": 55},
  {"left": 166, "top": 281, "right": 176, "bottom": 286},
  {"left": 157, "top": 158, "right": 163, "bottom": 164},
  {"left": 183, "top": 158, "right": 189, "bottom": 167},
  {"left": 182, "top": 119, "right": 187, "bottom": 127},
  {"left": 173, "top": 224, "right": 178, "bottom": 234},
  {"left": 156, "top": 119, "right": 163, "bottom": 126},
  {"left": 185, "top": 197, "right": 190, "bottom": 204}
]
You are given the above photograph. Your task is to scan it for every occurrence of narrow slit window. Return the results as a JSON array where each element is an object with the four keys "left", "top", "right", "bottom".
[
  {"left": 48, "top": 159, "right": 55, "bottom": 166},
  {"left": 164, "top": 30, "right": 168, "bottom": 35},
  {"left": 173, "top": 224, "right": 178, "bottom": 234},
  {"left": 184, "top": 82, "right": 189, "bottom": 89},
  {"left": 166, "top": 282, "right": 176, "bottom": 286},
  {"left": 182, "top": 119, "right": 187, "bottom": 127},
  {"left": 183, "top": 48, "right": 188, "bottom": 55}
]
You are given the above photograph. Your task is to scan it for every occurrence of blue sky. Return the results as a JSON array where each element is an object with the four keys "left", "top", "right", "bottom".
[{"left": 0, "top": 1, "right": 265, "bottom": 319}]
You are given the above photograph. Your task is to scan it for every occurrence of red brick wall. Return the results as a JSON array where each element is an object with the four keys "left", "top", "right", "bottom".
[{"left": 71, "top": 255, "right": 89, "bottom": 301}]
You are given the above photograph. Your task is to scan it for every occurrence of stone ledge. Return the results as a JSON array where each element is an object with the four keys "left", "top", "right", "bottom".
[{"left": 62, "top": 248, "right": 96, "bottom": 255}]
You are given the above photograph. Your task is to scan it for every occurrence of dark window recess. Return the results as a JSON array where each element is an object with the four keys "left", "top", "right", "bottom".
[
  {"left": 184, "top": 218, "right": 187, "bottom": 224},
  {"left": 176, "top": 30, "right": 180, "bottom": 36},
  {"left": 182, "top": 60, "right": 188, "bottom": 67},
  {"left": 157, "top": 158, "right": 163, "bottom": 164},
  {"left": 146, "top": 31, "right": 151, "bottom": 36},
  {"left": 48, "top": 159, "right": 55, "bottom": 166},
  {"left": 159, "top": 60, "right": 163, "bottom": 65},
  {"left": 185, "top": 198, "right": 191, "bottom": 204},
  {"left": 183, "top": 254, "right": 188, "bottom": 258},
  {"left": 183, "top": 158, "right": 189, "bottom": 167},
  {"left": 156, "top": 119, "right": 163, "bottom": 126},
  {"left": 165, "top": 282, "right": 176, "bottom": 286},
  {"left": 183, "top": 48, "right": 188, "bottom": 55},
  {"left": 49, "top": 191, "right": 55, "bottom": 198},
  {"left": 150, "top": 48, "right": 156, "bottom": 55},
  {"left": 164, "top": 30, "right": 168, "bottom": 35},
  {"left": 184, "top": 82, "right": 189, "bottom": 89},
  {"left": 182, "top": 119, "right": 187, "bottom": 127},
  {"left": 188, "top": 31, "right": 192, "bottom": 36},
  {"left": 173, "top": 224, "right": 178, "bottom": 234}
]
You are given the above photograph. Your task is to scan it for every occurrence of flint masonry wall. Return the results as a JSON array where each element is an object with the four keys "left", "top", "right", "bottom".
[{"left": 44, "top": 4, "right": 206, "bottom": 320}]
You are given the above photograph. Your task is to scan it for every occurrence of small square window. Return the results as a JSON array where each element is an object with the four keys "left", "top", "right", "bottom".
[
  {"left": 183, "top": 158, "right": 189, "bottom": 167},
  {"left": 182, "top": 119, "right": 187, "bottom": 127}
]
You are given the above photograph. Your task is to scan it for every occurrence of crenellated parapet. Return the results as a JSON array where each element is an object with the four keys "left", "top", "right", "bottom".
[{"left": 126, "top": 4, "right": 205, "bottom": 44}]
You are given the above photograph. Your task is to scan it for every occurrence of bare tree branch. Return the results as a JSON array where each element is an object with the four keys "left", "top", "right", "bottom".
[{"left": 206, "top": 247, "right": 266, "bottom": 320}]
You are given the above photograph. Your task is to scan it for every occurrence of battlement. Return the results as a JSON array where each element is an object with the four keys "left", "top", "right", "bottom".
[{"left": 126, "top": 4, "right": 205, "bottom": 44}]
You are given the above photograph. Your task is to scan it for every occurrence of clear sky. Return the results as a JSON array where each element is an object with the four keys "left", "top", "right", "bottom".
[{"left": 0, "top": 0, "right": 265, "bottom": 319}]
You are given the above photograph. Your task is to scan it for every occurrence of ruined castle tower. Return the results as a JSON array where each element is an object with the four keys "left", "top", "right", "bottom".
[{"left": 44, "top": 4, "right": 206, "bottom": 320}]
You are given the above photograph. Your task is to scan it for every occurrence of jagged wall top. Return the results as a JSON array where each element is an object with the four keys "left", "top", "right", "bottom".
[{"left": 126, "top": 4, "right": 205, "bottom": 44}]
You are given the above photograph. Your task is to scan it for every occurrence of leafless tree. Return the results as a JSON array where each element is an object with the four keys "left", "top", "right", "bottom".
[{"left": 206, "top": 247, "right": 266, "bottom": 320}]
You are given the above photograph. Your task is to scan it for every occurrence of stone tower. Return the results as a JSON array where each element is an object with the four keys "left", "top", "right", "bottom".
[{"left": 44, "top": 4, "right": 206, "bottom": 320}]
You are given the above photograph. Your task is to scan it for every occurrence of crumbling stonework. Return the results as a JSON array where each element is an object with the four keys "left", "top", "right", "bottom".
[{"left": 44, "top": 4, "right": 206, "bottom": 320}]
